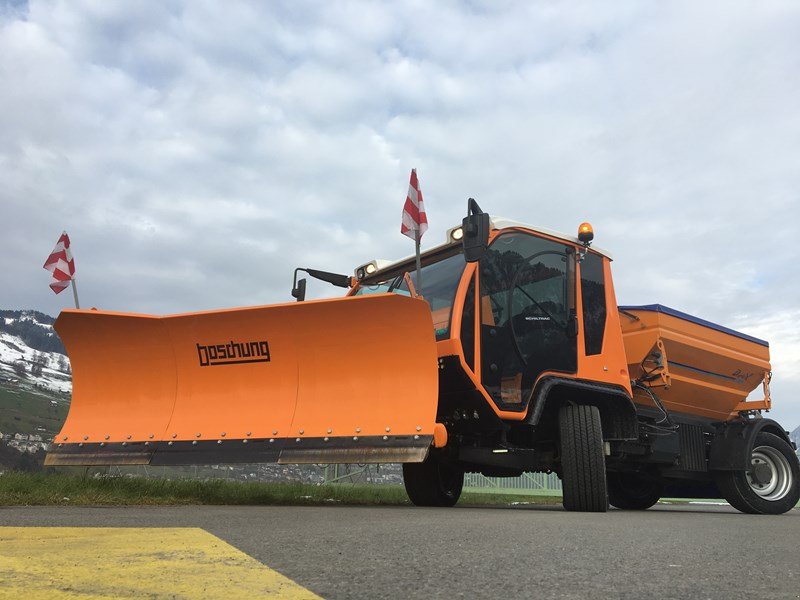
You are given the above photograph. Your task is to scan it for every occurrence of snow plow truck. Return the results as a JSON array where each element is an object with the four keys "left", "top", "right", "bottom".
[{"left": 46, "top": 200, "right": 800, "bottom": 514}]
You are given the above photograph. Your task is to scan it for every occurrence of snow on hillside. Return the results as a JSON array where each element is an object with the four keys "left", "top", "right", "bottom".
[{"left": 0, "top": 312, "right": 71, "bottom": 394}]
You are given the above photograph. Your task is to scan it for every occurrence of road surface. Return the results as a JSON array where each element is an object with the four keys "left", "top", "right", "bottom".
[{"left": 1, "top": 503, "right": 798, "bottom": 599}]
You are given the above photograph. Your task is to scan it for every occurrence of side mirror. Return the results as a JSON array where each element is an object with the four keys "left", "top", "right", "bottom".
[
  {"left": 462, "top": 198, "right": 490, "bottom": 263},
  {"left": 291, "top": 278, "right": 307, "bottom": 302}
]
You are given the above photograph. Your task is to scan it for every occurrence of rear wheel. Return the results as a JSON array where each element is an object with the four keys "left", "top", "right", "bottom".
[
  {"left": 403, "top": 454, "right": 464, "bottom": 507},
  {"left": 714, "top": 432, "right": 800, "bottom": 515},
  {"left": 607, "top": 472, "right": 663, "bottom": 510},
  {"left": 559, "top": 404, "right": 608, "bottom": 512}
]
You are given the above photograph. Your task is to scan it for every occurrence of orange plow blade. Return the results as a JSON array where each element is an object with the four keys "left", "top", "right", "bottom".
[{"left": 45, "top": 294, "right": 439, "bottom": 466}]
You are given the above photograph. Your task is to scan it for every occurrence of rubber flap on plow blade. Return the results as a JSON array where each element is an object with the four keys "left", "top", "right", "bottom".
[{"left": 45, "top": 294, "right": 439, "bottom": 466}]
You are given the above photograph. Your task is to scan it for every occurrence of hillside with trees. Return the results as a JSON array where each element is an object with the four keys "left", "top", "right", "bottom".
[{"left": 0, "top": 310, "right": 66, "bottom": 355}]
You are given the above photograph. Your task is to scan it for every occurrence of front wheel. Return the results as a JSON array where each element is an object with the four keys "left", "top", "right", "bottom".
[
  {"left": 714, "top": 432, "right": 800, "bottom": 515},
  {"left": 559, "top": 404, "right": 608, "bottom": 512},
  {"left": 403, "top": 454, "right": 464, "bottom": 507}
]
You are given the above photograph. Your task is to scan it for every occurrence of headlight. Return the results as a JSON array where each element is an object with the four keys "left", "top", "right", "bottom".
[
  {"left": 450, "top": 227, "right": 464, "bottom": 241},
  {"left": 355, "top": 259, "right": 390, "bottom": 280}
]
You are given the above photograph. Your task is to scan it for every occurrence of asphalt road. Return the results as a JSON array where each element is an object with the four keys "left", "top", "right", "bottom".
[{"left": 2, "top": 503, "right": 798, "bottom": 599}]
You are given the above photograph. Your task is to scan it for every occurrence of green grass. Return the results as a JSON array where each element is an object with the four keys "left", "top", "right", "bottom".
[
  {"left": 0, "top": 472, "right": 563, "bottom": 507},
  {"left": 463, "top": 486, "right": 562, "bottom": 497},
  {"left": 0, "top": 383, "right": 68, "bottom": 436}
]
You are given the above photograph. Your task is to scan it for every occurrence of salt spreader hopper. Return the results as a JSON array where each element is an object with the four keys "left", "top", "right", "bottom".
[{"left": 47, "top": 200, "right": 799, "bottom": 514}]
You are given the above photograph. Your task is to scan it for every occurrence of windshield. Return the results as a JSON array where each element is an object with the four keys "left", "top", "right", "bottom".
[{"left": 354, "top": 251, "right": 466, "bottom": 340}]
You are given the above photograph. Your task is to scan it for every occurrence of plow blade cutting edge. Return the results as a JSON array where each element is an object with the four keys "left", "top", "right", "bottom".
[{"left": 45, "top": 294, "right": 439, "bottom": 466}]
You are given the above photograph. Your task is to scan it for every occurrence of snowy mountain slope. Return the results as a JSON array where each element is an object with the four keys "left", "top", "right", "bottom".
[
  {"left": 0, "top": 311, "right": 71, "bottom": 395},
  {"left": 790, "top": 425, "right": 800, "bottom": 449},
  {"left": 0, "top": 309, "right": 65, "bottom": 354}
]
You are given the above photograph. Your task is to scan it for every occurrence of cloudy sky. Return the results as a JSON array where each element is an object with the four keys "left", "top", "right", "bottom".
[{"left": 1, "top": 1, "right": 799, "bottom": 426}]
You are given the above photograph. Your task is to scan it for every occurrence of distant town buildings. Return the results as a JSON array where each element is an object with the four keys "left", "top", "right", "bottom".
[{"left": 6, "top": 432, "right": 48, "bottom": 454}]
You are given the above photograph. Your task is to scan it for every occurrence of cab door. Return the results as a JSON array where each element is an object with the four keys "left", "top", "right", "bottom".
[{"left": 479, "top": 231, "right": 577, "bottom": 411}]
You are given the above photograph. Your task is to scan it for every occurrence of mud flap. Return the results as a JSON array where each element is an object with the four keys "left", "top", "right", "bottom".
[{"left": 46, "top": 294, "right": 438, "bottom": 466}]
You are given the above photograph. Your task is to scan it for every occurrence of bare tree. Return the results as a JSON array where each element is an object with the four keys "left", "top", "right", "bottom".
[
  {"left": 13, "top": 360, "right": 26, "bottom": 377},
  {"left": 30, "top": 352, "right": 44, "bottom": 377}
]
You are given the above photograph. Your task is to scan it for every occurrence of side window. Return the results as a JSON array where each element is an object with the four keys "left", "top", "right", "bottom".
[
  {"left": 394, "top": 252, "right": 465, "bottom": 340},
  {"left": 460, "top": 276, "right": 475, "bottom": 371},
  {"left": 580, "top": 253, "right": 606, "bottom": 355}
]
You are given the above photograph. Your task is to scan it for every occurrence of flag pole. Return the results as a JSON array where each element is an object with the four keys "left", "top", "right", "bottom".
[
  {"left": 71, "top": 278, "right": 81, "bottom": 309},
  {"left": 414, "top": 229, "right": 422, "bottom": 296}
]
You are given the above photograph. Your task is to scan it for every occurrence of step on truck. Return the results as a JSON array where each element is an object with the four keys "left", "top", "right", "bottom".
[{"left": 46, "top": 200, "right": 800, "bottom": 514}]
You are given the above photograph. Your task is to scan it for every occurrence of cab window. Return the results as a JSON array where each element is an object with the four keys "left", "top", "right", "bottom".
[
  {"left": 580, "top": 252, "right": 606, "bottom": 356},
  {"left": 354, "top": 250, "right": 466, "bottom": 341}
]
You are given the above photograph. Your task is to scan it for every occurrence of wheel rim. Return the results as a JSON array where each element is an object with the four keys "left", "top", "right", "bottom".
[{"left": 745, "top": 446, "right": 794, "bottom": 501}]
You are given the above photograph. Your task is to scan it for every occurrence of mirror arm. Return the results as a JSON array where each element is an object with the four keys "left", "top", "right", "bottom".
[
  {"left": 467, "top": 197, "right": 483, "bottom": 217},
  {"left": 305, "top": 268, "right": 352, "bottom": 288},
  {"left": 291, "top": 267, "right": 352, "bottom": 301}
]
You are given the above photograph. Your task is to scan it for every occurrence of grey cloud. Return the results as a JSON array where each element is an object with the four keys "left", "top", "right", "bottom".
[{"left": 1, "top": 0, "right": 799, "bottom": 425}]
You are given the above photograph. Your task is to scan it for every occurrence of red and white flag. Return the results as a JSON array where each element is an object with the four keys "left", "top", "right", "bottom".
[
  {"left": 400, "top": 168, "right": 428, "bottom": 240},
  {"left": 43, "top": 232, "right": 76, "bottom": 294}
]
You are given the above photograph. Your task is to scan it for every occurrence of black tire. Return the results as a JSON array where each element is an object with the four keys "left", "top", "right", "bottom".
[
  {"left": 714, "top": 432, "right": 800, "bottom": 515},
  {"left": 403, "top": 454, "right": 464, "bottom": 507},
  {"left": 559, "top": 404, "right": 608, "bottom": 512},
  {"left": 607, "top": 472, "right": 663, "bottom": 510}
]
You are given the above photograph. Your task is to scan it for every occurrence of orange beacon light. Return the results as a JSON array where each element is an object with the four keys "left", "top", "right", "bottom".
[{"left": 578, "top": 222, "right": 594, "bottom": 245}]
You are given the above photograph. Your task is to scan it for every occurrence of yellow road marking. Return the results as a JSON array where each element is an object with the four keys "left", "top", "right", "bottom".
[{"left": 0, "top": 527, "right": 321, "bottom": 599}]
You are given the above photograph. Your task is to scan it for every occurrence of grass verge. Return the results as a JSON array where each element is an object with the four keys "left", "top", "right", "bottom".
[{"left": 0, "top": 472, "right": 563, "bottom": 507}]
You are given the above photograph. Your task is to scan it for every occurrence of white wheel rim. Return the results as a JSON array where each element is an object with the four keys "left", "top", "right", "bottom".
[{"left": 745, "top": 446, "right": 793, "bottom": 501}]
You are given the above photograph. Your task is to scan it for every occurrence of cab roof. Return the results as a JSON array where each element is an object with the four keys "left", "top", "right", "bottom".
[
  {"left": 487, "top": 218, "right": 613, "bottom": 260},
  {"left": 355, "top": 217, "right": 613, "bottom": 279}
]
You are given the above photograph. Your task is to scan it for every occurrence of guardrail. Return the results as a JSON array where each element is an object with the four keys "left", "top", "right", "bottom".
[{"left": 464, "top": 471, "right": 562, "bottom": 495}]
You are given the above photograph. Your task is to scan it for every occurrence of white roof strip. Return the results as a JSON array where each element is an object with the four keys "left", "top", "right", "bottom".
[
  {"left": 487, "top": 217, "right": 613, "bottom": 259},
  {"left": 356, "top": 217, "right": 613, "bottom": 278}
]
